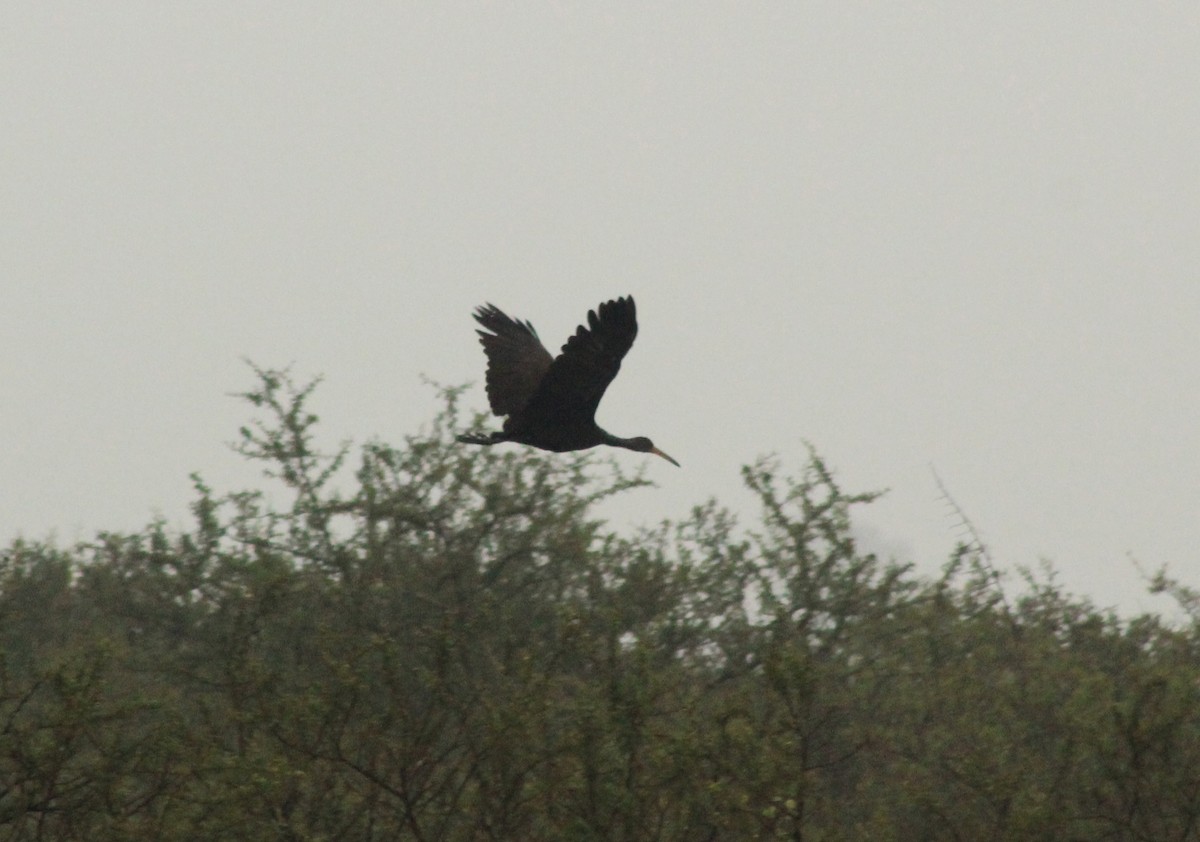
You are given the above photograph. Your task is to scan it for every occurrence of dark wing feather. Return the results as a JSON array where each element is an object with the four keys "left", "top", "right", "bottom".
[
  {"left": 473, "top": 304, "right": 554, "bottom": 416},
  {"left": 522, "top": 296, "right": 638, "bottom": 424}
]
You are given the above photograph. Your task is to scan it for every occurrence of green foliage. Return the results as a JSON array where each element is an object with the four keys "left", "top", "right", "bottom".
[{"left": 2, "top": 365, "right": 1198, "bottom": 840}]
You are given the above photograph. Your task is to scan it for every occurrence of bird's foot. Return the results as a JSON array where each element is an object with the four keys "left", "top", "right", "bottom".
[{"left": 456, "top": 432, "right": 502, "bottom": 446}]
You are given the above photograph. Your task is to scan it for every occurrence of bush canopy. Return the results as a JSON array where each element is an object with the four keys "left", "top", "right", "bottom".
[{"left": 2, "top": 367, "right": 1198, "bottom": 841}]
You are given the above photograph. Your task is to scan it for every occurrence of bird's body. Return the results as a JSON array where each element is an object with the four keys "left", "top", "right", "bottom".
[{"left": 457, "top": 296, "right": 679, "bottom": 466}]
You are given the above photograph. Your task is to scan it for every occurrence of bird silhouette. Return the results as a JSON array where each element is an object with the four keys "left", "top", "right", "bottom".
[{"left": 457, "top": 296, "right": 679, "bottom": 466}]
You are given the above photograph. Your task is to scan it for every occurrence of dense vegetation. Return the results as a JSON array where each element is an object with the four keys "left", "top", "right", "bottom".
[{"left": 3, "top": 368, "right": 1199, "bottom": 841}]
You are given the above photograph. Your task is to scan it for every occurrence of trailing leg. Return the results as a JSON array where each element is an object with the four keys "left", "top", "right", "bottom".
[{"left": 456, "top": 431, "right": 506, "bottom": 446}]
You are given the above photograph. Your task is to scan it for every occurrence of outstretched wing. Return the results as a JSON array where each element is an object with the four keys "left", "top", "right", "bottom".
[
  {"left": 522, "top": 296, "right": 638, "bottom": 424},
  {"left": 472, "top": 304, "right": 554, "bottom": 416}
]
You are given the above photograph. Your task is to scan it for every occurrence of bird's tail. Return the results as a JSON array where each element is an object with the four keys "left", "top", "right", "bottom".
[{"left": 456, "top": 432, "right": 503, "bottom": 446}]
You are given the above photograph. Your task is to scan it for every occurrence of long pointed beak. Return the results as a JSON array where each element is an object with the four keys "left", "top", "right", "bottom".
[{"left": 651, "top": 446, "right": 681, "bottom": 467}]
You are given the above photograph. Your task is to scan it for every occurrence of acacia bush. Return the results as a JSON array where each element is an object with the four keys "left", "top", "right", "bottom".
[{"left": 2, "top": 367, "right": 1198, "bottom": 841}]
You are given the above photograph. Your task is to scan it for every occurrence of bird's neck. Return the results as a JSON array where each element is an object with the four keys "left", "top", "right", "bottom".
[{"left": 599, "top": 430, "right": 636, "bottom": 450}]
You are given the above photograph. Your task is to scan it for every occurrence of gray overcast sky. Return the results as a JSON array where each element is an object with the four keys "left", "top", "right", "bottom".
[{"left": 3, "top": 4, "right": 1197, "bottom": 614}]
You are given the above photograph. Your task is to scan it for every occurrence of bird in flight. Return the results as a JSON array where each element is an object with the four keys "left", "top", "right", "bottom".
[{"left": 457, "top": 296, "right": 679, "bottom": 466}]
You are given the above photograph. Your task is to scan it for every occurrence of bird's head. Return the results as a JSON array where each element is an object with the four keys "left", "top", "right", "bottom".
[{"left": 627, "top": 437, "right": 680, "bottom": 467}]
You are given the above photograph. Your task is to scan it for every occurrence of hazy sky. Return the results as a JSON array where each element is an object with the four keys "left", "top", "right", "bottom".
[{"left": 3, "top": 4, "right": 1197, "bottom": 615}]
